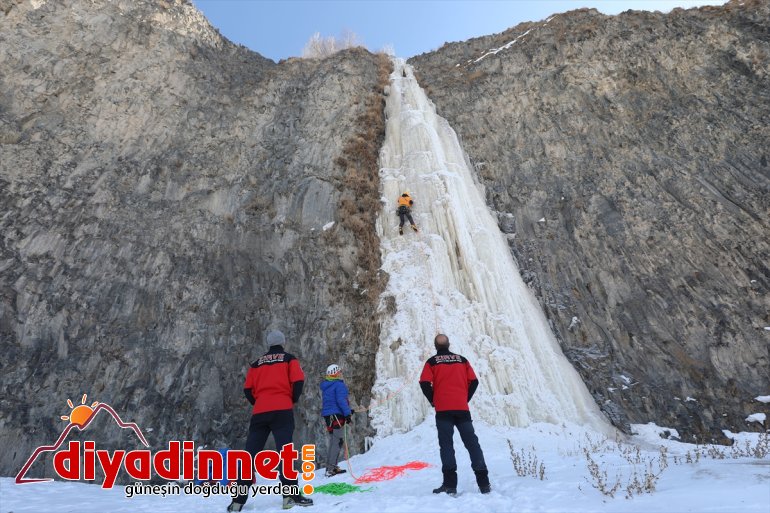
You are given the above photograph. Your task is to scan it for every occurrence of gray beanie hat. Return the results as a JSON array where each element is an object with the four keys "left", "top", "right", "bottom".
[{"left": 266, "top": 330, "right": 286, "bottom": 347}]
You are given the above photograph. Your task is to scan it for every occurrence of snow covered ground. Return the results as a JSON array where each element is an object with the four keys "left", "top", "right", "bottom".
[{"left": 3, "top": 421, "right": 768, "bottom": 512}]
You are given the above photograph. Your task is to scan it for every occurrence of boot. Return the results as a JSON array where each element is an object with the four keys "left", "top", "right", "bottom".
[
  {"left": 399, "top": 227, "right": 404, "bottom": 235},
  {"left": 475, "top": 469, "right": 491, "bottom": 494},
  {"left": 432, "top": 484, "right": 457, "bottom": 496},
  {"left": 411, "top": 224, "right": 419, "bottom": 232},
  {"left": 433, "top": 469, "right": 457, "bottom": 496},
  {"left": 282, "top": 494, "right": 314, "bottom": 509},
  {"left": 226, "top": 503, "right": 243, "bottom": 512},
  {"left": 325, "top": 465, "right": 347, "bottom": 477}
]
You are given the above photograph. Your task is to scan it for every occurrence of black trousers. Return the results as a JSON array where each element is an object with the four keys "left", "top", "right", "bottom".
[
  {"left": 232, "top": 409, "right": 297, "bottom": 504},
  {"left": 398, "top": 211, "right": 415, "bottom": 227},
  {"left": 436, "top": 411, "right": 488, "bottom": 488}
]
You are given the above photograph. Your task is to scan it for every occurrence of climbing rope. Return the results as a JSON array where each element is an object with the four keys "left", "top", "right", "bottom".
[
  {"left": 354, "top": 461, "right": 430, "bottom": 484},
  {"left": 348, "top": 215, "right": 439, "bottom": 415},
  {"left": 342, "top": 422, "right": 360, "bottom": 481},
  {"left": 415, "top": 228, "right": 441, "bottom": 336},
  {"left": 314, "top": 483, "right": 372, "bottom": 495},
  {"left": 342, "top": 421, "right": 430, "bottom": 484},
  {"left": 334, "top": 216, "right": 440, "bottom": 479}
]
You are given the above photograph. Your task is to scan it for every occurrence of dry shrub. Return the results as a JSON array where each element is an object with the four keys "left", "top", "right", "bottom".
[
  {"left": 509, "top": 441, "right": 546, "bottom": 480},
  {"left": 327, "top": 55, "right": 392, "bottom": 442},
  {"left": 674, "top": 432, "right": 770, "bottom": 463},
  {"left": 338, "top": 54, "right": 390, "bottom": 280},
  {"left": 302, "top": 29, "right": 362, "bottom": 59},
  {"left": 466, "top": 70, "right": 487, "bottom": 83}
]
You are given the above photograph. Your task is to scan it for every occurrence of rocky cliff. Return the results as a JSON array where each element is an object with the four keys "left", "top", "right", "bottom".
[
  {"left": 0, "top": 0, "right": 388, "bottom": 476},
  {"left": 409, "top": 0, "right": 769, "bottom": 440}
]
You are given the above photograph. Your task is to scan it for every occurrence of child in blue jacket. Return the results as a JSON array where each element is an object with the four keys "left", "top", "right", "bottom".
[{"left": 320, "top": 364, "right": 353, "bottom": 477}]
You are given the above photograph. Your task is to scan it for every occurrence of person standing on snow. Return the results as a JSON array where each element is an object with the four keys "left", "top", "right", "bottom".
[
  {"left": 227, "top": 330, "right": 314, "bottom": 511},
  {"left": 419, "top": 333, "right": 490, "bottom": 496},
  {"left": 320, "top": 363, "right": 354, "bottom": 477},
  {"left": 396, "top": 191, "right": 419, "bottom": 236}
]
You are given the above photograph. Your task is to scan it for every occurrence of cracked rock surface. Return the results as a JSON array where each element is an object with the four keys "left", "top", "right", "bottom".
[
  {"left": 0, "top": 0, "right": 385, "bottom": 476},
  {"left": 409, "top": 0, "right": 770, "bottom": 440}
]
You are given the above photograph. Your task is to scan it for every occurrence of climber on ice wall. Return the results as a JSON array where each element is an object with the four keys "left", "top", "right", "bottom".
[{"left": 396, "top": 191, "right": 419, "bottom": 235}]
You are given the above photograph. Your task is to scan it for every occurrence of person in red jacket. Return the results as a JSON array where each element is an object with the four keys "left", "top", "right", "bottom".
[
  {"left": 419, "top": 333, "right": 490, "bottom": 496},
  {"left": 227, "top": 330, "right": 313, "bottom": 511}
]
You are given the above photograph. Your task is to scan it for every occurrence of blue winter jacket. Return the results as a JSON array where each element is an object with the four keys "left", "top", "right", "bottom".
[{"left": 320, "top": 379, "right": 352, "bottom": 417}]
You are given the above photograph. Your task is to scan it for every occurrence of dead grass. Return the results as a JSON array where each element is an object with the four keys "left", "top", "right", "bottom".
[
  {"left": 331, "top": 54, "right": 392, "bottom": 416},
  {"left": 336, "top": 53, "right": 390, "bottom": 302},
  {"left": 466, "top": 69, "right": 487, "bottom": 83}
]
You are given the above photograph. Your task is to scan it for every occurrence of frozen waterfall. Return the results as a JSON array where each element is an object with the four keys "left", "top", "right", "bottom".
[{"left": 370, "top": 58, "right": 613, "bottom": 438}]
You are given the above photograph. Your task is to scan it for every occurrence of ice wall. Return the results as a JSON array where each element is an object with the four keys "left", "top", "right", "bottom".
[{"left": 370, "top": 58, "right": 613, "bottom": 437}]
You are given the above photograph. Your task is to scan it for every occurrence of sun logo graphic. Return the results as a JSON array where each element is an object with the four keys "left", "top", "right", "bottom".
[
  {"left": 15, "top": 393, "right": 149, "bottom": 485},
  {"left": 60, "top": 394, "right": 99, "bottom": 427}
]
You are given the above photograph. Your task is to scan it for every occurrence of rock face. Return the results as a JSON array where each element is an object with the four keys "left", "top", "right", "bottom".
[
  {"left": 409, "top": 0, "right": 769, "bottom": 440},
  {"left": 0, "top": 0, "right": 388, "bottom": 476}
]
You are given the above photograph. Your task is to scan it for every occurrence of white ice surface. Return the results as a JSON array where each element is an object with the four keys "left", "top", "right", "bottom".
[{"left": 370, "top": 58, "right": 612, "bottom": 438}]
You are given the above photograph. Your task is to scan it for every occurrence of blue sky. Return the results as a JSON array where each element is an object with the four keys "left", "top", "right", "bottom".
[{"left": 192, "top": 1, "right": 727, "bottom": 61}]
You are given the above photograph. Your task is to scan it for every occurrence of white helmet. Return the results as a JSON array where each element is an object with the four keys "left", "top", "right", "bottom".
[{"left": 326, "top": 364, "right": 341, "bottom": 377}]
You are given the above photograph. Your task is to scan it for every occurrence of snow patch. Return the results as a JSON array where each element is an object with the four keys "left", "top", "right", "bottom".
[
  {"left": 745, "top": 413, "right": 766, "bottom": 424},
  {"left": 632, "top": 422, "right": 681, "bottom": 441},
  {"left": 322, "top": 221, "right": 335, "bottom": 231},
  {"left": 755, "top": 395, "right": 770, "bottom": 403},
  {"left": 474, "top": 29, "right": 532, "bottom": 63}
]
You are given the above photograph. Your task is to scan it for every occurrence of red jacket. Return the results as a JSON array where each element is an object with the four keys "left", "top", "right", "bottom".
[
  {"left": 419, "top": 349, "right": 479, "bottom": 412},
  {"left": 244, "top": 345, "right": 305, "bottom": 414}
]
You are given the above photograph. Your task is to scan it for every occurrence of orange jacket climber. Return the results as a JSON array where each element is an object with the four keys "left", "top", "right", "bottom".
[{"left": 396, "top": 192, "right": 418, "bottom": 235}]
